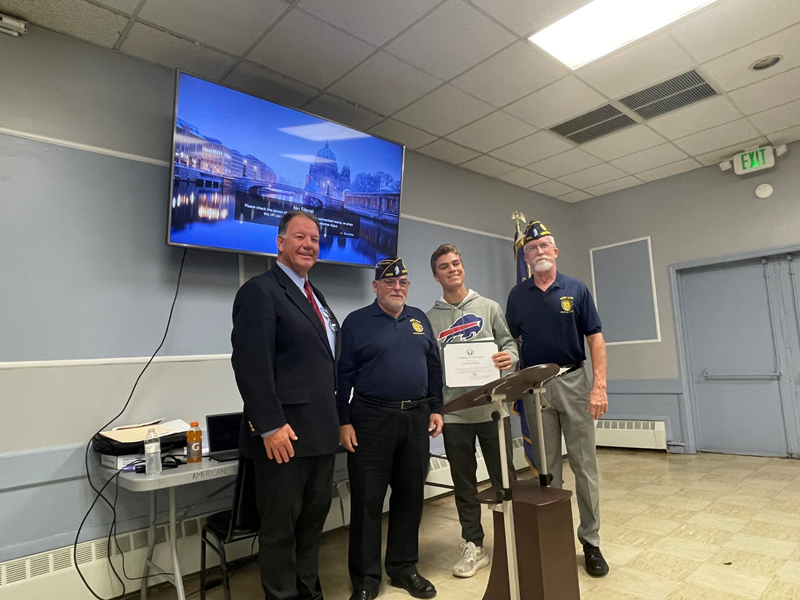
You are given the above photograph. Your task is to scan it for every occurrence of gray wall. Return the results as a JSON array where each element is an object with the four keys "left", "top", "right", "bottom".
[
  {"left": 574, "top": 144, "right": 800, "bottom": 381},
  {"left": 0, "top": 25, "right": 572, "bottom": 562}
]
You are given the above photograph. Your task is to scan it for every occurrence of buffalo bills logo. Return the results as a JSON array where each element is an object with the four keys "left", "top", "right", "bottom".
[{"left": 439, "top": 314, "right": 484, "bottom": 344}]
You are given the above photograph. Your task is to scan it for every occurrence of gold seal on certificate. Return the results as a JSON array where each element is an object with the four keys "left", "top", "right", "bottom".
[{"left": 443, "top": 339, "right": 500, "bottom": 388}]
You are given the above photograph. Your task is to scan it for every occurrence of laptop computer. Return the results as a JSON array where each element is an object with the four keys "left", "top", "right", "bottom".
[{"left": 206, "top": 412, "right": 242, "bottom": 462}]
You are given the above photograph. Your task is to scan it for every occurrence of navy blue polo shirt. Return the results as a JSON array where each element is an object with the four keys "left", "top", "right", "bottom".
[
  {"left": 337, "top": 301, "right": 443, "bottom": 425},
  {"left": 506, "top": 272, "right": 602, "bottom": 368}
]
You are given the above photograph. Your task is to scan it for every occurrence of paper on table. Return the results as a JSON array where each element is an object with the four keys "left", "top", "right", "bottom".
[
  {"left": 99, "top": 425, "right": 171, "bottom": 443},
  {"left": 112, "top": 418, "right": 163, "bottom": 431},
  {"left": 99, "top": 419, "right": 191, "bottom": 443}
]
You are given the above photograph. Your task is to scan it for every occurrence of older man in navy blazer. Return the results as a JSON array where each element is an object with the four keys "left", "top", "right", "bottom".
[{"left": 231, "top": 210, "right": 340, "bottom": 600}]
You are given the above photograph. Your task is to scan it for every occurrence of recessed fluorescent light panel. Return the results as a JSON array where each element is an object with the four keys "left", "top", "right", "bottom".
[{"left": 529, "top": 0, "right": 719, "bottom": 69}]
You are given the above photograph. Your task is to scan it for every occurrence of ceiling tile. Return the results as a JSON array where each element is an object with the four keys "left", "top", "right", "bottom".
[
  {"left": 749, "top": 100, "right": 800, "bottom": 135},
  {"left": 94, "top": 0, "right": 139, "bottom": 13},
  {"left": 531, "top": 180, "right": 575, "bottom": 198},
  {"left": 584, "top": 176, "right": 643, "bottom": 197},
  {"left": 297, "top": 0, "right": 438, "bottom": 47},
  {"left": 728, "top": 67, "right": 800, "bottom": 115},
  {"left": 417, "top": 139, "right": 481, "bottom": 164},
  {"left": 766, "top": 125, "right": 800, "bottom": 146},
  {"left": 120, "top": 23, "right": 236, "bottom": 79},
  {"left": 694, "top": 137, "right": 768, "bottom": 166},
  {"left": 636, "top": 158, "right": 702, "bottom": 183},
  {"left": 610, "top": 143, "right": 689, "bottom": 174},
  {"left": 671, "top": 0, "right": 800, "bottom": 63},
  {"left": 138, "top": 0, "right": 286, "bottom": 55},
  {"left": 328, "top": 52, "right": 441, "bottom": 115},
  {"left": 460, "top": 155, "right": 516, "bottom": 177},
  {"left": 385, "top": 0, "right": 515, "bottom": 80},
  {"left": 527, "top": 148, "right": 601, "bottom": 179},
  {"left": 0, "top": 0, "right": 128, "bottom": 48},
  {"left": 369, "top": 120, "right": 436, "bottom": 149},
  {"left": 497, "top": 168, "right": 548, "bottom": 188},
  {"left": 470, "top": 0, "right": 591, "bottom": 37},
  {"left": 224, "top": 62, "right": 319, "bottom": 108},
  {"left": 558, "top": 190, "right": 593, "bottom": 203},
  {"left": 576, "top": 34, "right": 695, "bottom": 99},
  {"left": 673, "top": 118, "right": 761, "bottom": 156},
  {"left": 490, "top": 131, "right": 573, "bottom": 166},
  {"left": 247, "top": 10, "right": 374, "bottom": 88},
  {"left": 446, "top": 112, "right": 536, "bottom": 152},
  {"left": 303, "top": 95, "right": 384, "bottom": 131},
  {"left": 581, "top": 126, "right": 665, "bottom": 161},
  {"left": 558, "top": 163, "right": 628, "bottom": 188},
  {"left": 505, "top": 76, "right": 607, "bottom": 128},
  {"left": 451, "top": 42, "right": 567, "bottom": 108},
  {"left": 393, "top": 85, "right": 494, "bottom": 136},
  {"left": 702, "top": 23, "right": 800, "bottom": 92},
  {"left": 648, "top": 96, "right": 742, "bottom": 140}
]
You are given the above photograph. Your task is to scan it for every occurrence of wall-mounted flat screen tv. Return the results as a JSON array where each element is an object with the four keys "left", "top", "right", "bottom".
[{"left": 168, "top": 73, "right": 404, "bottom": 267}]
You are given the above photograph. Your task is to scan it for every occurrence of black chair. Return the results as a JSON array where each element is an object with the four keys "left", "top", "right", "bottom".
[{"left": 200, "top": 455, "right": 260, "bottom": 600}]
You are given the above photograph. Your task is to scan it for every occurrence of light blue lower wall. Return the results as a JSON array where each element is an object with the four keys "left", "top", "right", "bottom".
[
  {"left": 604, "top": 379, "right": 685, "bottom": 446},
  {"left": 0, "top": 444, "right": 352, "bottom": 563},
  {"left": 0, "top": 380, "right": 678, "bottom": 563}
]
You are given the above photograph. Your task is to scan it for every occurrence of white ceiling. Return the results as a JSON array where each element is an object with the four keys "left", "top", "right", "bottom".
[{"left": 3, "top": 0, "right": 799, "bottom": 203}]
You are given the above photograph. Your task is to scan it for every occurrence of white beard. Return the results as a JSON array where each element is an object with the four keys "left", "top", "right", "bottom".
[{"left": 533, "top": 260, "right": 553, "bottom": 272}]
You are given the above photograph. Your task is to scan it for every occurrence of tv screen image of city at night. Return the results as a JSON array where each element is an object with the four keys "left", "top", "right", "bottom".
[{"left": 168, "top": 73, "right": 404, "bottom": 267}]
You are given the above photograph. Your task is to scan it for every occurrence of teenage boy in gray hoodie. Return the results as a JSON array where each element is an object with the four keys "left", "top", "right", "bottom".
[{"left": 426, "top": 244, "right": 519, "bottom": 578}]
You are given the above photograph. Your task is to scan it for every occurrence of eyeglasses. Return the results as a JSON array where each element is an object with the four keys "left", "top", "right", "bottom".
[
  {"left": 379, "top": 279, "right": 410, "bottom": 289},
  {"left": 524, "top": 242, "right": 554, "bottom": 255}
]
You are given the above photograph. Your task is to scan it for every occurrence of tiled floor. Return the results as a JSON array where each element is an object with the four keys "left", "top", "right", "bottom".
[{"left": 148, "top": 449, "right": 800, "bottom": 600}]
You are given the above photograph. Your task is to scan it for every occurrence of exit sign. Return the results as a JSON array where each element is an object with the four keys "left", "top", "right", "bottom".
[{"left": 733, "top": 146, "right": 775, "bottom": 175}]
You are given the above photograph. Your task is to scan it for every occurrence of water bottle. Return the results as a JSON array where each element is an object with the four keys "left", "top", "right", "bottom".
[{"left": 144, "top": 428, "right": 162, "bottom": 476}]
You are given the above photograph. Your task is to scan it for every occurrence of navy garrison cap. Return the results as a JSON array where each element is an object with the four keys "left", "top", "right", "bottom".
[
  {"left": 375, "top": 257, "right": 408, "bottom": 280},
  {"left": 523, "top": 221, "right": 552, "bottom": 244}
]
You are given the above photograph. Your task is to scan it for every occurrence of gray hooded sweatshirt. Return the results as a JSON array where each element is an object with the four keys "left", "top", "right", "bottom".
[{"left": 427, "top": 290, "right": 519, "bottom": 424}]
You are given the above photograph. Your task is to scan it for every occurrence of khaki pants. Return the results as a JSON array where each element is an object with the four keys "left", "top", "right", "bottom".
[{"left": 523, "top": 367, "right": 601, "bottom": 547}]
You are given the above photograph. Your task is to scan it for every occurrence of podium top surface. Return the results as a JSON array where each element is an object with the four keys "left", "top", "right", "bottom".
[
  {"left": 477, "top": 480, "right": 572, "bottom": 506},
  {"left": 441, "top": 364, "right": 559, "bottom": 415}
]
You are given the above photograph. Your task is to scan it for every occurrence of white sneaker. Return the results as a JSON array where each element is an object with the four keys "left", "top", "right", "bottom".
[{"left": 452, "top": 541, "right": 489, "bottom": 578}]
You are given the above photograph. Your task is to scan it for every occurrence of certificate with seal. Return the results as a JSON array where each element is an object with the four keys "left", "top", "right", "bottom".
[{"left": 443, "top": 339, "right": 500, "bottom": 388}]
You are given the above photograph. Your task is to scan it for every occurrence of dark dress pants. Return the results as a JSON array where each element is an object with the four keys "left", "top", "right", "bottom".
[
  {"left": 251, "top": 438, "right": 335, "bottom": 600},
  {"left": 442, "top": 418, "right": 515, "bottom": 547},
  {"left": 347, "top": 400, "right": 430, "bottom": 593}
]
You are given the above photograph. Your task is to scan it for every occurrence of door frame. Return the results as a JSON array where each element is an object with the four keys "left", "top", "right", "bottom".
[{"left": 669, "top": 243, "right": 800, "bottom": 455}]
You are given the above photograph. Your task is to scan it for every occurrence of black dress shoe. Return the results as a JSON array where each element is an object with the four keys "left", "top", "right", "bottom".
[
  {"left": 348, "top": 589, "right": 378, "bottom": 600},
  {"left": 583, "top": 543, "right": 609, "bottom": 577},
  {"left": 390, "top": 572, "right": 437, "bottom": 598}
]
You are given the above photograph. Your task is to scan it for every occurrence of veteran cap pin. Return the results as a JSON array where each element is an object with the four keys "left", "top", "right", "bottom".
[
  {"left": 375, "top": 257, "right": 408, "bottom": 280},
  {"left": 523, "top": 220, "right": 552, "bottom": 244}
]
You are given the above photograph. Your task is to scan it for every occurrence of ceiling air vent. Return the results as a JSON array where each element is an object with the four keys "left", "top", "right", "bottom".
[
  {"left": 549, "top": 104, "right": 637, "bottom": 144},
  {"left": 620, "top": 70, "right": 717, "bottom": 119}
]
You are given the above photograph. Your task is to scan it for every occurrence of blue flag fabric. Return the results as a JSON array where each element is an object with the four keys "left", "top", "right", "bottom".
[{"left": 511, "top": 229, "right": 538, "bottom": 472}]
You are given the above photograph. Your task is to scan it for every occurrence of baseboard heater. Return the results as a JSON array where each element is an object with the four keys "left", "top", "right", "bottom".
[
  {"left": 0, "top": 491, "right": 346, "bottom": 600},
  {"left": 595, "top": 419, "right": 667, "bottom": 450}
]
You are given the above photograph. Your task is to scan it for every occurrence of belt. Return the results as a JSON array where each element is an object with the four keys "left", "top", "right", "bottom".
[
  {"left": 354, "top": 393, "right": 430, "bottom": 410},
  {"left": 561, "top": 361, "right": 584, "bottom": 374}
]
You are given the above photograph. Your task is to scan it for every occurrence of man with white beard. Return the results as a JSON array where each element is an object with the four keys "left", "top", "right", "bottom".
[{"left": 505, "top": 221, "right": 610, "bottom": 577}]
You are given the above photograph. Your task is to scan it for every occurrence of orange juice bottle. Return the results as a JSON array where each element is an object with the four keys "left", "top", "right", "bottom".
[{"left": 187, "top": 422, "right": 202, "bottom": 463}]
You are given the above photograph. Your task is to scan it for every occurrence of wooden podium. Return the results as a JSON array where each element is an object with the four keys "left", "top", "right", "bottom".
[{"left": 443, "top": 365, "right": 580, "bottom": 600}]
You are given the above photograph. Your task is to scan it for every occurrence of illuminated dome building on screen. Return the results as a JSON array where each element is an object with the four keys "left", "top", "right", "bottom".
[{"left": 305, "top": 141, "right": 351, "bottom": 200}]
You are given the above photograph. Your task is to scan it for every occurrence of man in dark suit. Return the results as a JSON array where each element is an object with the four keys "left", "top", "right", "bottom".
[{"left": 231, "top": 210, "right": 340, "bottom": 600}]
